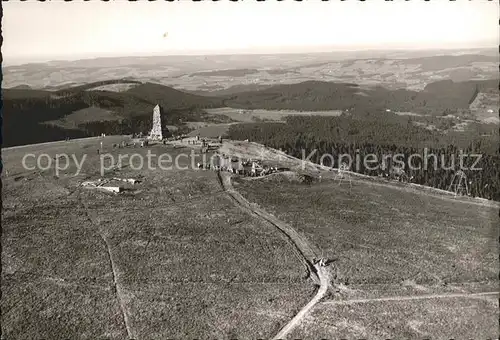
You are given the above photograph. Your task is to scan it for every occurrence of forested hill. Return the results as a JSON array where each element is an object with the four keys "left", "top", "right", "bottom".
[
  {"left": 125, "top": 82, "right": 224, "bottom": 111},
  {"left": 52, "top": 79, "right": 142, "bottom": 95},
  {"left": 2, "top": 81, "right": 226, "bottom": 147},
  {"left": 225, "top": 79, "right": 498, "bottom": 115},
  {"left": 2, "top": 77, "right": 498, "bottom": 147}
]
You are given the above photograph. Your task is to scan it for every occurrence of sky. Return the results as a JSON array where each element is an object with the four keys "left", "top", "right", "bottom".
[{"left": 2, "top": 0, "right": 499, "bottom": 64}]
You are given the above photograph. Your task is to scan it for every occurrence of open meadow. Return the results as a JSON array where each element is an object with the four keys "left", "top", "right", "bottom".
[
  {"left": 206, "top": 107, "right": 343, "bottom": 123},
  {"left": 290, "top": 294, "right": 498, "bottom": 339}
]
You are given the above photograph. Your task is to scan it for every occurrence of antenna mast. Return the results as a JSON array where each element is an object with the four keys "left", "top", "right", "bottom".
[
  {"left": 448, "top": 170, "right": 470, "bottom": 197},
  {"left": 337, "top": 162, "right": 352, "bottom": 189}
]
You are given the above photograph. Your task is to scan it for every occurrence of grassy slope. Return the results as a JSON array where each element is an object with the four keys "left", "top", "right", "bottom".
[
  {"left": 291, "top": 296, "right": 498, "bottom": 339},
  {"left": 1, "top": 139, "right": 313, "bottom": 339},
  {"left": 233, "top": 175, "right": 499, "bottom": 338},
  {"left": 235, "top": 177, "right": 498, "bottom": 285}
]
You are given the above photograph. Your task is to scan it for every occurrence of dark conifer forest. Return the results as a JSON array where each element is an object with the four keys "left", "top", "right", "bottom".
[{"left": 228, "top": 116, "right": 499, "bottom": 201}]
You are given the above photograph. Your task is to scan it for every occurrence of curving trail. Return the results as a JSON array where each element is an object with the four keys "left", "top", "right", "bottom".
[
  {"left": 273, "top": 264, "right": 330, "bottom": 340},
  {"left": 217, "top": 171, "right": 330, "bottom": 339},
  {"left": 217, "top": 172, "right": 319, "bottom": 280},
  {"left": 79, "top": 195, "right": 134, "bottom": 339}
]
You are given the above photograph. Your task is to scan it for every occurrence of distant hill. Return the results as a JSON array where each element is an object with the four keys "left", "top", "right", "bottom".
[
  {"left": 285, "top": 54, "right": 499, "bottom": 75},
  {"left": 188, "top": 84, "right": 274, "bottom": 97},
  {"left": 4, "top": 50, "right": 497, "bottom": 89},
  {"left": 10, "top": 84, "right": 33, "bottom": 90},
  {"left": 190, "top": 68, "right": 260, "bottom": 77},
  {"left": 3, "top": 88, "right": 52, "bottom": 99},
  {"left": 125, "top": 82, "right": 224, "bottom": 110},
  {"left": 224, "top": 79, "right": 498, "bottom": 115},
  {"left": 3, "top": 77, "right": 497, "bottom": 147},
  {"left": 398, "top": 54, "right": 499, "bottom": 72},
  {"left": 53, "top": 79, "right": 142, "bottom": 96},
  {"left": 423, "top": 78, "right": 498, "bottom": 93},
  {"left": 2, "top": 81, "right": 226, "bottom": 147},
  {"left": 225, "top": 81, "right": 367, "bottom": 111},
  {"left": 2, "top": 88, "right": 90, "bottom": 146}
]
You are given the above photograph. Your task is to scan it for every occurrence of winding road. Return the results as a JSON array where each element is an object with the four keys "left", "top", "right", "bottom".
[
  {"left": 217, "top": 171, "right": 331, "bottom": 339},
  {"left": 273, "top": 264, "right": 330, "bottom": 340}
]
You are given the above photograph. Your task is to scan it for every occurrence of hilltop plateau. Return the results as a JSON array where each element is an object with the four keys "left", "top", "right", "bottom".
[{"left": 1, "top": 137, "right": 498, "bottom": 338}]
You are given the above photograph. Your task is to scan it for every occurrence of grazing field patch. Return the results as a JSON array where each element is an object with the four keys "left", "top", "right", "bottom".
[
  {"left": 43, "top": 107, "right": 123, "bottom": 130},
  {"left": 206, "top": 107, "right": 343, "bottom": 123},
  {"left": 186, "top": 123, "right": 235, "bottom": 138}
]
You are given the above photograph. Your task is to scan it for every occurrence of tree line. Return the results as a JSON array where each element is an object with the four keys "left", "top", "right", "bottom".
[{"left": 228, "top": 115, "right": 499, "bottom": 201}]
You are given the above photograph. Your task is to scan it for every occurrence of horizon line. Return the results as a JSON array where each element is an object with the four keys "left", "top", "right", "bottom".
[{"left": 3, "top": 44, "right": 497, "bottom": 67}]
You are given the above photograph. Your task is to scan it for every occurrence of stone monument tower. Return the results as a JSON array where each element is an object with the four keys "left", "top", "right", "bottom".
[{"left": 149, "top": 104, "right": 163, "bottom": 140}]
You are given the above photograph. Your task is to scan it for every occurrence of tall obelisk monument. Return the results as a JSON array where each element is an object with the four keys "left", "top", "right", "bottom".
[{"left": 149, "top": 104, "right": 163, "bottom": 140}]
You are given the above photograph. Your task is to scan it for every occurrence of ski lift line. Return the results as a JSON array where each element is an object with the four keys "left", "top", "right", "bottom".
[{"left": 336, "top": 162, "right": 352, "bottom": 189}]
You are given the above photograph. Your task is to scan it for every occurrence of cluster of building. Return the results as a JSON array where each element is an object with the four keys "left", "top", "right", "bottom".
[
  {"left": 197, "top": 156, "right": 289, "bottom": 177},
  {"left": 80, "top": 177, "right": 140, "bottom": 194}
]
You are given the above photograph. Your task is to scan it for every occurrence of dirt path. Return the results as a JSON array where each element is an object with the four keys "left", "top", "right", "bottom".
[
  {"left": 79, "top": 195, "right": 134, "bottom": 340},
  {"left": 217, "top": 171, "right": 331, "bottom": 339},
  {"left": 321, "top": 291, "right": 499, "bottom": 305},
  {"left": 217, "top": 171, "right": 319, "bottom": 281},
  {"left": 273, "top": 265, "right": 330, "bottom": 340}
]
